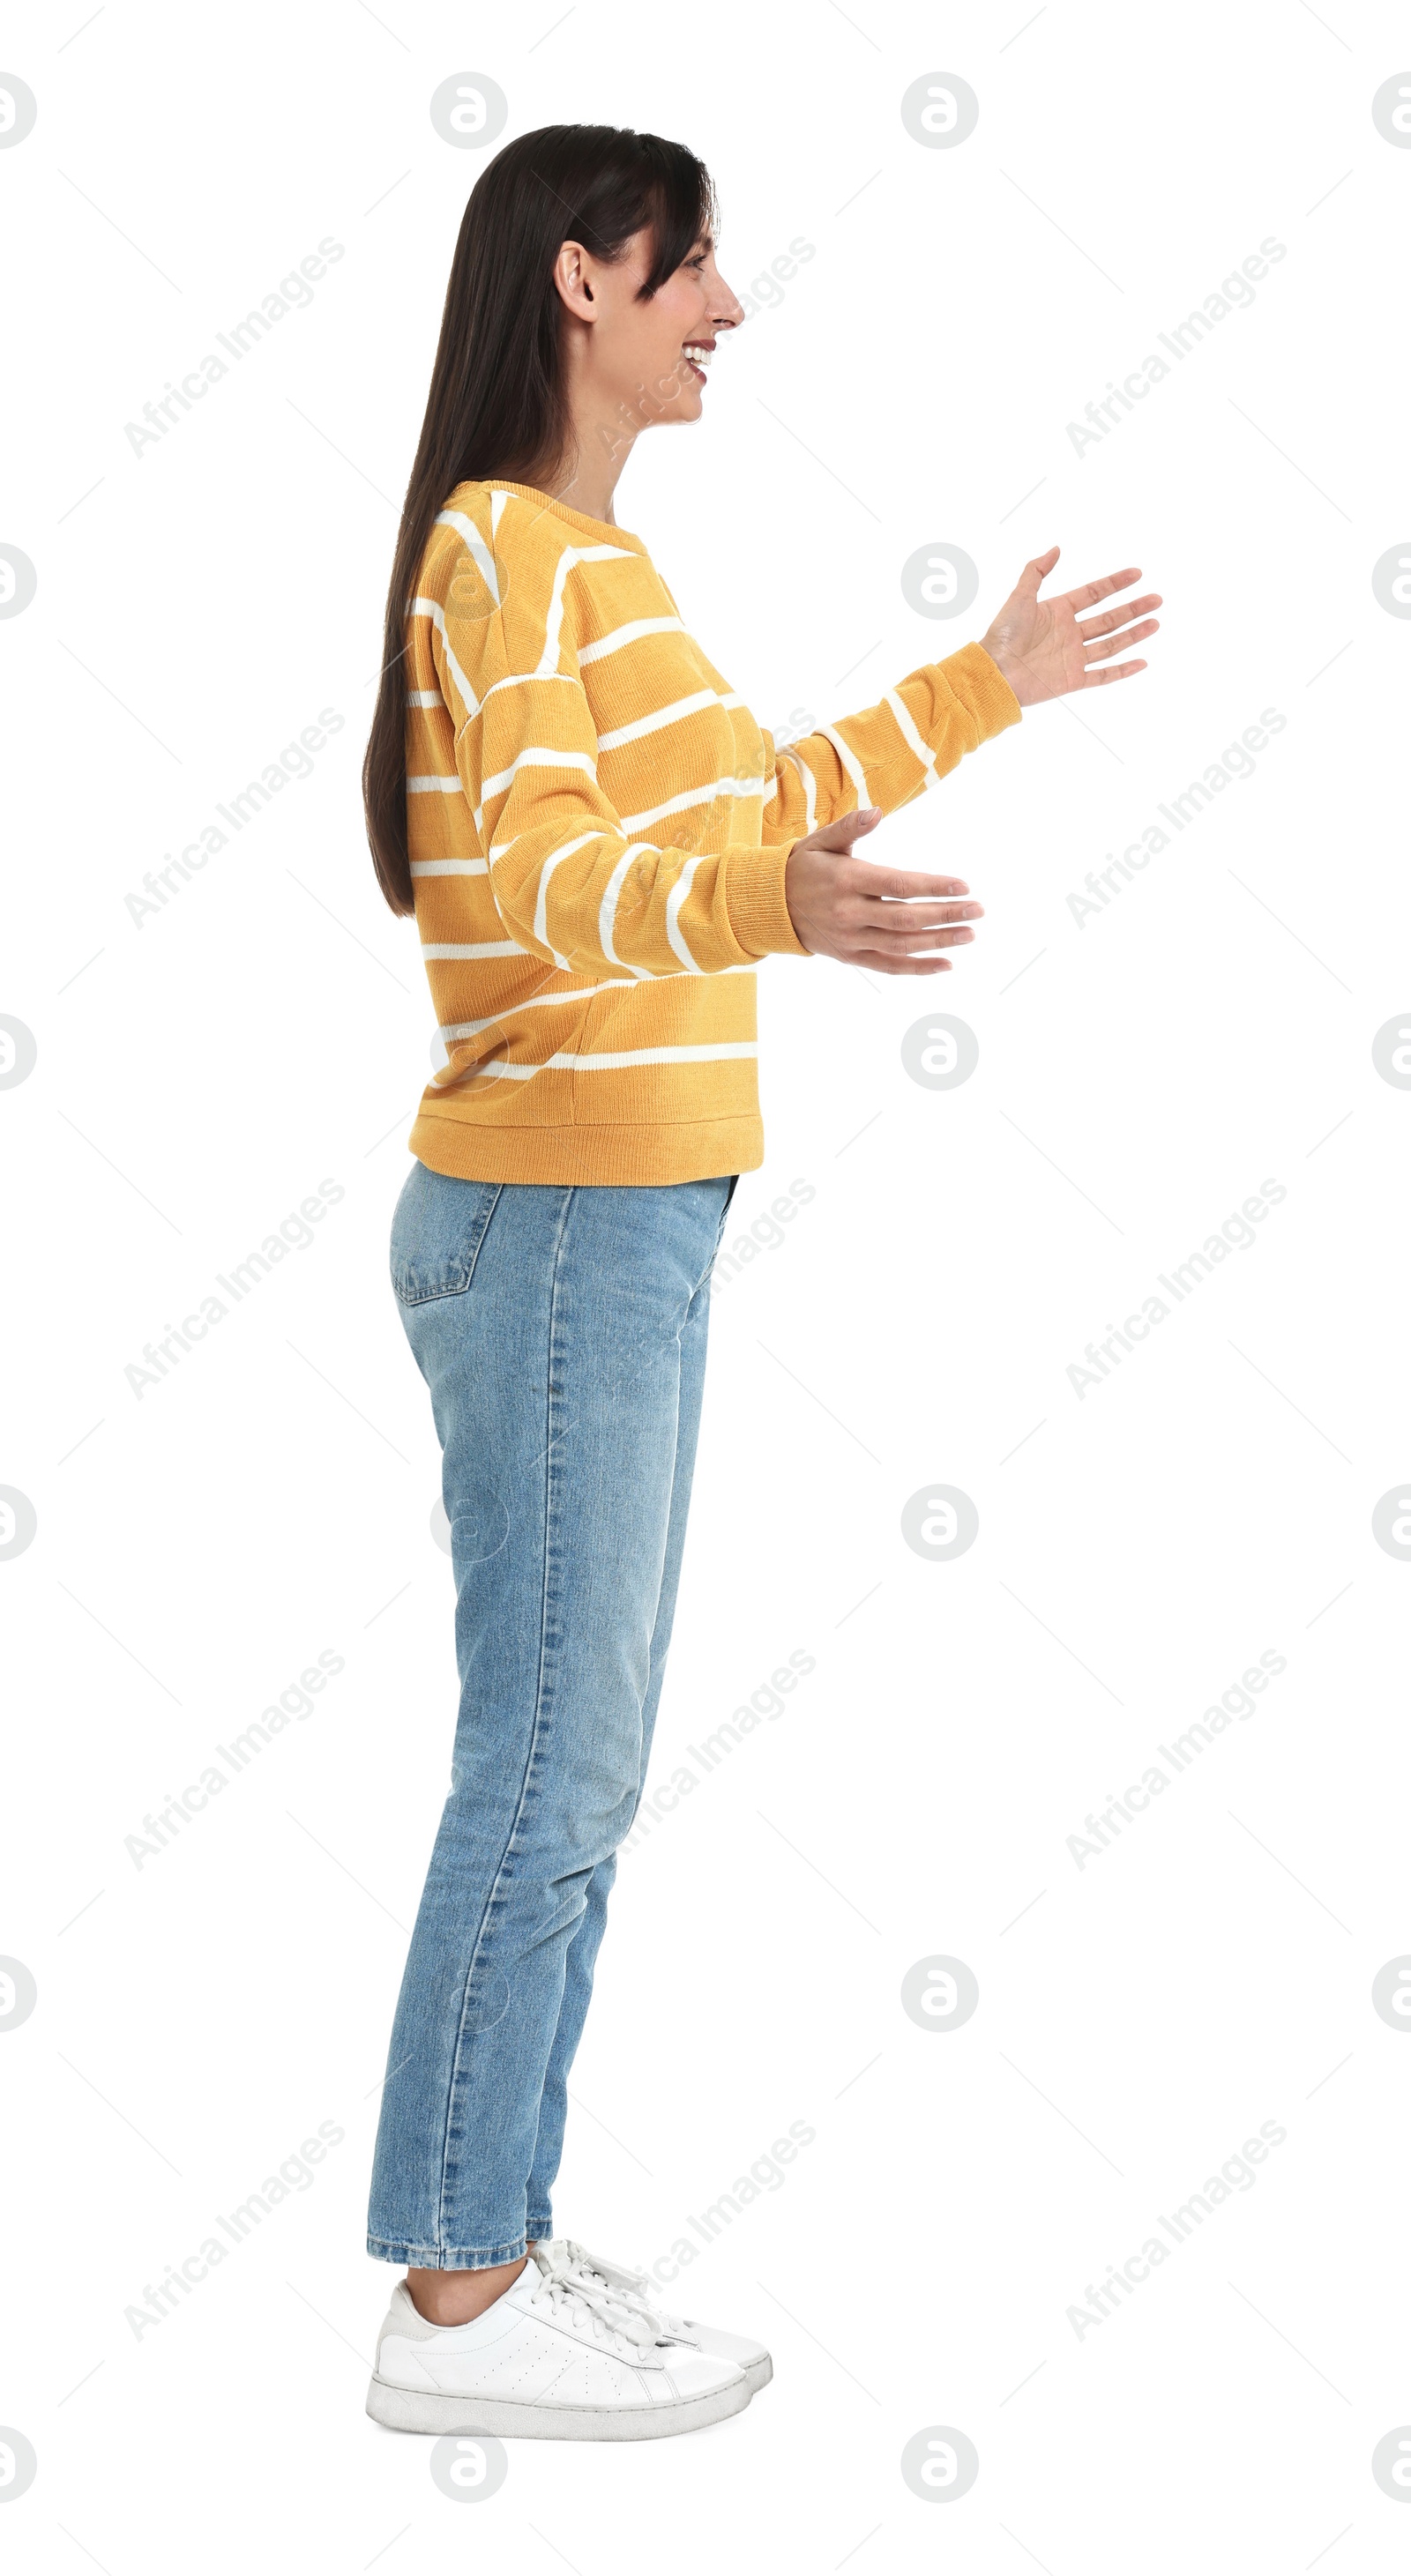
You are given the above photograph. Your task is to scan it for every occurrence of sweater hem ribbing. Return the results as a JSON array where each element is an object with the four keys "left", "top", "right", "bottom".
[{"left": 407, "top": 1108, "right": 762, "bottom": 1187}]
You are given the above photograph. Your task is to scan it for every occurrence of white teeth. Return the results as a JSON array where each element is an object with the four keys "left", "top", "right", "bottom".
[{"left": 682, "top": 343, "right": 713, "bottom": 367}]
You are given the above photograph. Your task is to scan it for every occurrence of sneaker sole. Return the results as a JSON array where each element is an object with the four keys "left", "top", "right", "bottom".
[
  {"left": 742, "top": 2353, "right": 772, "bottom": 2398},
  {"left": 365, "top": 2368, "right": 752, "bottom": 2441}
]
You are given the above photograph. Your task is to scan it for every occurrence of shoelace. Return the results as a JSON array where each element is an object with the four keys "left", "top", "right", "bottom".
[
  {"left": 526, "top": 2245, "right": 661, "bottom": 2356},
  {"left": 556, "top": 2238, "right": 698, "bottom": 2346}
]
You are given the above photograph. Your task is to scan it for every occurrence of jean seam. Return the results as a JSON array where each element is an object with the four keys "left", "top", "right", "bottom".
[
  {"left": 692, "top": 1173, "right": 738, "bottom": 1298},
  {"left": 433, "top": 1184, "right": 575, "bottom": 2253},
  {"left": 368, "top": 2232, "right": 528, "bottom": 2269}
]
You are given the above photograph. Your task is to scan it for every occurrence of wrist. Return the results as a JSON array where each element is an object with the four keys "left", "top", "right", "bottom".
[{"left": 979, "top": 637, "right": 1030, "bottom": 708}]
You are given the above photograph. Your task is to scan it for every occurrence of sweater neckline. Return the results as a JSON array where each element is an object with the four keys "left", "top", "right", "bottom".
[{"left": 458, "top": 480, "right": 648, "bottom": 554}]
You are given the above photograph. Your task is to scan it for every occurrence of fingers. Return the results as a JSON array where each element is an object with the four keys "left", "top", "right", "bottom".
[
  {"left": 1082, "top": 616, "right": 1160, "bottom": 664},
  {"left": 847, "top": 912, "right": 980, "bottom": 950},
  {"left": 1080, "top": 656, "right": 1147, "bottom": 686},
  {"left": 1076, "top": 591, "right": 1161, "bottom": 640},
  {"left": 857, "top": 866, "right": 972, "bottom": 900},
  {"left": 843, "top": 884, "right": 982, "bottom": 932},
  {"left": 1056, "top": 564, "right": 1143, "bottom": 612},
  {"left": 790, "top": 826, "right": 989, "bottom": 972},
  {"left": 870, "top": 904, "right": 980, "bottom": 932}
]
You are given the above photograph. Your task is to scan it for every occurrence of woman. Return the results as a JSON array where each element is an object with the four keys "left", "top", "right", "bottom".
[{"left": 360, "top": 122, "right": 1159, "bottom": 2443}]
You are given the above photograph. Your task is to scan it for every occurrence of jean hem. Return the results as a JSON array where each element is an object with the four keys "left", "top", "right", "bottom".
[
  {"left": 367, "top": 2232, "right": 528, "bottom": 2270},
  {"left": 526, "top": 2215, "right": 554, "bottom": 2240}
]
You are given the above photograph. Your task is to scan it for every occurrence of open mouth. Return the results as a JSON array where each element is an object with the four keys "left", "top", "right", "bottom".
[{"left": 681, "top": 340, "right": 714, "bottom": 384}]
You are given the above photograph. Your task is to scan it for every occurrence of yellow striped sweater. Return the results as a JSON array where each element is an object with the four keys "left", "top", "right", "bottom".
[{"left": 404, "top": 480, "right": 1021, "bottom": 1185}]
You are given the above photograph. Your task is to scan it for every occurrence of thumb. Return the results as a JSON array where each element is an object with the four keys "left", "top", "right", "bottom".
[
  {"left": 821, "top": 803, "right": 883, "bottom": 845},
  {"left": 1020, "top": 545, "right": 1060, "bottom": 590}
]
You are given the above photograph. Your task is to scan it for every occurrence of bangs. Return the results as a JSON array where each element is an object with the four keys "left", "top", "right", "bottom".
[{"left": 633, "top": 145, "right": 719, "bottom": 296}]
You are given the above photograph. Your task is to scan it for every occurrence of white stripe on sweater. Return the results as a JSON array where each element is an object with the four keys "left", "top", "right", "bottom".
[
  {"left": 779, "top": 748, "right": 817, "bottom": 831},
  {"left": 408, "top": 596, "right": 480, "bottom": 719},
  {"left": 577, "top": 614, "right": 685, "bottom": 666},
  {"left": 434, "top": 510, "right": 501, "bottom": 608},
  {"left": 534, "top": 541, "right": 639, "bottom": 680},
  {"left": 416, "top": 667, "right": 579, "bottom": 740},
  {"left": 480, "top": 747, "right": 598, "bottom": 799},
  {"left": 478, "top": 670, "right": 579, "bottom": 712},
  {"left": 551, "top": 1042, "right": 758, "bottom": 1069},
  {"left": 818, "top": 722, "right": 868, "bottom": 799},
  {"left": 619, "top": 776, "right": 765, "bottom": 832},
  {"left": 475, "top": 748, "right": 599, "bottom": 831},
  {"left": 438, "top": 975, "right": 637, "bottom": 1039},
  {"left": 411, "top": 858, "right": 489, "bottom": 877},
  {"left": 532, "top": 830, "right": 601, "bottom": 966},
  {"left": 421, "top": 940, "right": 526, "bottom": 958},
  {"left": 434, "top": 1038, "right": 758, "bottom": 1084},
  {"left": 664, "top": 855, "right": 705, "bottom": 973},
  {"left": 596, "top": 689, "right": 743, "bottom": 753},
  {"left": 598, "top": 846, "right": 656, "bottom": 980},
  {"left": 882, "top": 687, "right": 938, "bottom": 781},
  {"left": 535, "top": 546, "right": 578, "bottom": 681}
]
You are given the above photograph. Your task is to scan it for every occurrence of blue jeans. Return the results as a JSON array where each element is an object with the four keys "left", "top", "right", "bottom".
[{"left": 368, "top": 1165, "right": 736, "bottom": 2268}]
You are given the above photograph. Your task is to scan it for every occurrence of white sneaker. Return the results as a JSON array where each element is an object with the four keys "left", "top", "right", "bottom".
[
  {"left": 366, "top": 2245, "right": 750, "bottom": 2441},
  {"left": 545, "top": 2237, "right": 773, "bottom": 2397}
]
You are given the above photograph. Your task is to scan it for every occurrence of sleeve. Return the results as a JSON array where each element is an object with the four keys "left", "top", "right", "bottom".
[
  {"left": 760, "top": 641, "right": 1021, "bottom": 840},
  {"left": 437, "top": 589, "right": 805, "bottom": 983}
]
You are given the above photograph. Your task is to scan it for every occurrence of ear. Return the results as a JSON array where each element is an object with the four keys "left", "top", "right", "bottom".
[{"left": 551, "top": 240, "right": 598, "bottom": 323}]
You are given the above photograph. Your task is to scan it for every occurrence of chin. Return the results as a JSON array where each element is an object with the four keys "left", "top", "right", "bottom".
[{"left": 647, "top": 391, "right": 704, "bottom": 430}]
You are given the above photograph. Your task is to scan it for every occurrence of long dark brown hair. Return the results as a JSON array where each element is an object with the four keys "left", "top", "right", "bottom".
[{"left": 363, "top": 123, "right": 717, "bottom": 916}]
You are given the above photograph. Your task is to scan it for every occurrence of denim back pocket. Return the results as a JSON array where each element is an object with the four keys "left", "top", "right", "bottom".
[{"left": 390, "top": 1162, "right": 503, "bottom": 1306}]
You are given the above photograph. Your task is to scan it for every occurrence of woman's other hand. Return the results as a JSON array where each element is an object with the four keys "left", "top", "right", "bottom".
[
  {"left": 981, "top": 547, "right": 1161, "bottom": 706},
  {"left": 783, "top": 807, "right": 982, "bottom": 975}
]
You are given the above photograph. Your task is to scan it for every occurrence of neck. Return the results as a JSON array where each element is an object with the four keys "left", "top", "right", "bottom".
[{"left": 541, "top": 436, "right": 631, "bottom": 526}]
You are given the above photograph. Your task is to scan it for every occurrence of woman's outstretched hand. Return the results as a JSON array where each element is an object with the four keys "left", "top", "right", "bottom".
[
  {"left": 980, "top": 547, "right": 1161, "bottom": 707},
  {"left": 782, "top": 548, "right": 1160, "bottom": 966},
  {"left": 783, "top": 806, "right": 982, "bottom": 975}
]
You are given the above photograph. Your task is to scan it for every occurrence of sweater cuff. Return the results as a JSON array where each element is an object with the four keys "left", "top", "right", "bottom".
[
  {"left": 938, "top": 639, "right": 1023, "bottom": 739},
  {"left": 720, "top": 841, "right": 809, "bottom": 960}
]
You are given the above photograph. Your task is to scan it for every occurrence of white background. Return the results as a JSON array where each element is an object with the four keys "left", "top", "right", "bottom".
[{"left": 4, "top": 0, "right": 1411, "bottom": 2565}]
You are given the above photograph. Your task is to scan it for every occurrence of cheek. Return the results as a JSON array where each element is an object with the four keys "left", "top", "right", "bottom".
[
  {"left": 654, "top": 302, "right": 684, "bottom": 352},
  {"left": 611, "top": 291, "right": 700, "bottom": 408},
  {"left": 638, "top": 293, "right": 684, "bottom": 353},
  {"left": 660, "top": 275, "right": 705, "bottom": 331},
  {"left": 605, "top": 316, "right": 661, "bottom": 402},
  {"left": 647, "top": 310, "right": 698, "bottom": 391}
]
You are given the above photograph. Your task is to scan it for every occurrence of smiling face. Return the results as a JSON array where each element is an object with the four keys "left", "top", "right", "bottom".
[{"left": 551, "top": 225, "right": 744, "bottom": 461}]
